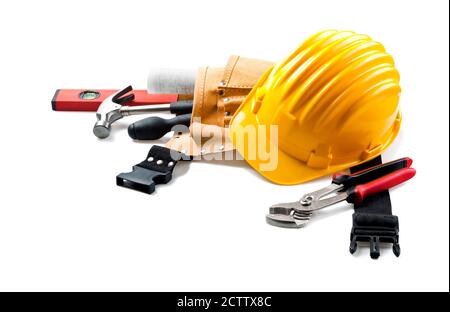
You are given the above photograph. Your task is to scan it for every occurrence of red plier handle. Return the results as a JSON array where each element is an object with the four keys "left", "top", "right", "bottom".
[
  {"left": 333, "top": 157, "right": 413, "bottom": 188},
  {"left": 346, "top": 167, "right": 416, "bottom": 204},
  {"left": 296, "top": 157, "right": 416, "bottom": 212}
]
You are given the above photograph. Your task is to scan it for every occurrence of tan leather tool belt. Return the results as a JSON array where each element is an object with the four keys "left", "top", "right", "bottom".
[{"left": 166, "top": 55, "right": 273, "bottom": 156}]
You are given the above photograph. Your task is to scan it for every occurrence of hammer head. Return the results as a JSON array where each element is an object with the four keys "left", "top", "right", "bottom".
[
  {"left": 93, "top": 100, "right": 123, "bottom": 138},
  {"left": 93, "top": 87, "right": 133, "bottom": 138}
]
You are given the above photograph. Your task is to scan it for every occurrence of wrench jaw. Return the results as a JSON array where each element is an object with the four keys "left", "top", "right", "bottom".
[
  {"left": 266, "top": 206, "right": 312, "bottom": 228},
  {"left": 266, "top": 190, "right": 350, "bottom": 229},
  {"left": 266, "top": 213, "right": 310, "bottom": 228},
  {"left": 266, "top": 184, "right": 347, "bottom": 229}
]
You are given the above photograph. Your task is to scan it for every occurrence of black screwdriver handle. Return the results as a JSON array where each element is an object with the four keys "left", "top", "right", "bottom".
[
  {"left": 128, "top": 113, "right": 192, "bottom": 140},
  {"left": 169, "top": 100, "right": 193, "bottom": 115}
]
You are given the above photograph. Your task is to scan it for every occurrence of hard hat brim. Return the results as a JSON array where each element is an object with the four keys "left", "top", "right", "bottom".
[{"left": 229, "top": 109, "right": 358, "bottom": 185}]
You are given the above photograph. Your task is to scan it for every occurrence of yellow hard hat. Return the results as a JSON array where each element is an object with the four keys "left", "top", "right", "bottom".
[{"left": 229, "top": 30, "right": 402, "bottom": 185}]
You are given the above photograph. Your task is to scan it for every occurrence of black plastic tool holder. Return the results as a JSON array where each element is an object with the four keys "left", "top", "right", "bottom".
[
  {"left": 116, "top": 145, "right": 190, "bottom": 194},
  {"left": 348, "top": 156, "right": 401, "bottom": 259}
]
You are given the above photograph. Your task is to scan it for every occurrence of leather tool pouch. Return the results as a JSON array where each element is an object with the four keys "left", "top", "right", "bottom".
[{"left": 165, "top": 55, "right": 273, "bottom": 156}]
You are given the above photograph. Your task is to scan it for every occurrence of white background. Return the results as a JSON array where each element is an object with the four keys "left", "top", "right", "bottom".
[{"left": 0, "top": 0, "right": 448, "bottom": 292}]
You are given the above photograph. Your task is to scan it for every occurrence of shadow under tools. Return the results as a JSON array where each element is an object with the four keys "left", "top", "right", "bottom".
[
  {"left": 131, "top": 136, "right": 171, "bottom": 145},
  {"left": 150, "top": 160, "right": 191, "bottom": 194},
  {"left": 94, "top": 121, "right": 130, "bottom": 143},
  {"left": 113, "top": 122, "right": 129, "bottom": 132}
]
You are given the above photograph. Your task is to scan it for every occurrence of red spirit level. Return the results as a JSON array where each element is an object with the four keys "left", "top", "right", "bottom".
[{"left": 51, "top": 89, "right": 179, "bottom": 112}]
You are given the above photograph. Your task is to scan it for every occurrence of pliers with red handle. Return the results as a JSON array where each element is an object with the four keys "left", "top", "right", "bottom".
[{"left": 266, "top": 158, "right": 416, "bottom": 228}]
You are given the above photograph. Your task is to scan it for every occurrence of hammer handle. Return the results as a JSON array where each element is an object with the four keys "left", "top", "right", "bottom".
[{"left": 121, "top": 100, "right": 193, "bottom": 116}]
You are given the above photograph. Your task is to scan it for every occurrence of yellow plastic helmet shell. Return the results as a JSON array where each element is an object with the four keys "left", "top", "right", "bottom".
[{"left": 229, "top": 30, "right": 402, "bottom": 184}]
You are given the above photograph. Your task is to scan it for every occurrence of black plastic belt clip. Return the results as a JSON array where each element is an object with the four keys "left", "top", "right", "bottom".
[
  {"left": 349, "top": 213, "right": 400, "bottom": 259},
  {"left": 116, "top": 145, "right": 186, "bottom": 194}
]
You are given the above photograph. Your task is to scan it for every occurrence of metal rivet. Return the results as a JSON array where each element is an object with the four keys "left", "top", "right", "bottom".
[
  {"left": 147, "top": 157, "right": 154, "bottom": 162},
  {"left": 300, "top": 195, "right": 314, "bottom": 206},
  {"left": 223, "top": 97, "right": 229, "bottom": 103},
  {"left": 168, "top": 161, "right": 174, "bottom": 167},
  {"left": 218, "top": 81, "right": 226, "bottom": 87},
  {"left": 219, "top": 145, "right": 225, "bottom": 150},
  {"left": 156, "top": 160, "right": 163, "bottom": 165},
  {"left": 224, "top": 111, "right": 230, "bottom": 116}
]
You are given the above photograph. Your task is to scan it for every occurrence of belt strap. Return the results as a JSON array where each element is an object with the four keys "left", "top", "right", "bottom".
[{"left": 349, "top": 156, "right": 400, "bottom": 259}]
